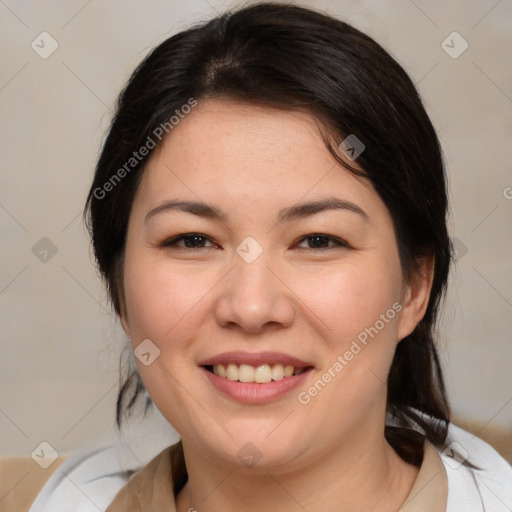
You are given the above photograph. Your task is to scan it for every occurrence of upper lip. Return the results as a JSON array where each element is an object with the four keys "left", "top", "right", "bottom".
[{"left": 198, "top": 351, "right": 313, "bottom": 368}]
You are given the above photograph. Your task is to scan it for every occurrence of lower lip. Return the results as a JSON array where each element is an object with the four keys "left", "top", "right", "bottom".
[{"left": 201, "top": 367, "right": 313, "bottom": 404}]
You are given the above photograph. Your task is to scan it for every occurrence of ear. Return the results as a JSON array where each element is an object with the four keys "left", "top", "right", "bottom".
[
  {"left": 397, "top": 255, "right": 435, "bottom": 341},
  {"left": 115, "top": 268, "right": 132, "bottom": 340},
  {"left": 119, "top": 304, "right": 131, "bottom": 340}
]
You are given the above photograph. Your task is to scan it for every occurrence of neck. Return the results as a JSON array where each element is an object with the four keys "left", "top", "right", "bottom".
[{"left": 176, "top": 427, "right": 419, "bottom": 512}]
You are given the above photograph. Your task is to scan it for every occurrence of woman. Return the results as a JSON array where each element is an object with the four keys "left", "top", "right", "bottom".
[{"left": 30, "top": 3, "right": 512, "bottom": 511}]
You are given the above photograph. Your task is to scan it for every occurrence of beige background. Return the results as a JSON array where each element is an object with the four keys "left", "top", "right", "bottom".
[{"left": 1, "top": 0, "right": 511, "bottom": 458}]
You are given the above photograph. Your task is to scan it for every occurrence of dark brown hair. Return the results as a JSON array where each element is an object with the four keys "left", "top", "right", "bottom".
[{"left": 85, "top": 2, "right": 451, "bottom": 456}]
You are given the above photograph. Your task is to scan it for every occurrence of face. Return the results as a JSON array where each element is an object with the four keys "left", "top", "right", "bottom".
[{"left": 120, "top": 99, "right": 429, "bottom": 472}]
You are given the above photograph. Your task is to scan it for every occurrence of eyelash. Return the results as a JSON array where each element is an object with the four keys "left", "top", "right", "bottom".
[{"left": 161, "top": 233, "right": 350, "bottom": 251}]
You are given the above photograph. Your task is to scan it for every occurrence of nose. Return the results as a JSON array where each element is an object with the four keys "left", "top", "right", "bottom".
[{"left": 214, "top": 253, "right": 295, "bottom": 334}]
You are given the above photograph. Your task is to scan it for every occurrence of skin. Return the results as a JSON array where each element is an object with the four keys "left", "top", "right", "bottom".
[{"left": 120, "top": 99, "right": 434, "bottom": 511}]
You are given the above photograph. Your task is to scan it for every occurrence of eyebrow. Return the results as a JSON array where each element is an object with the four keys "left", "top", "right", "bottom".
[
  {"left": 145, "top": 200, "right": 227, "bottom": 223},
  {"left": 277, "top": 197, "right": 368, "bottom": 223},
  {"left": 145, "top": 197, "right": 368, "bottom": 223}
]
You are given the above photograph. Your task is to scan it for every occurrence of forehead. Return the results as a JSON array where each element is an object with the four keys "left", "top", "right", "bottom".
[{"left": 133, "top": 99, "right": 380, "bottom": 219}]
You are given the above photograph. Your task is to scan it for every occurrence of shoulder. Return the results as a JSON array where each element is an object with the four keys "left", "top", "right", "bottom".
[
  {"left": 29, "top": 411, "right": 180, "bottom": 512},
  {"left": 438, "top": 422, "right": 512, "bottom": 511},
  {"left": 105, "top": 444, "right": 179, "bottom": 511},
  {"left": 28, "top": 441, "right": 142, "bottom": 512},
  {"left": 29, "top": 421, "right": 180, "bottom": 512}
]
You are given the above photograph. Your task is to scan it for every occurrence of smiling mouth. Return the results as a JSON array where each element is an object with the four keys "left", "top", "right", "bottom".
[{"left": 203, "top": 363, "right": 311, "bottom": 384}]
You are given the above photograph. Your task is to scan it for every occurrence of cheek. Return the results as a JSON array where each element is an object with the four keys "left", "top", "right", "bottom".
[
  {"left": 292, "top": 259, "right": 403, "bottom": 349},
  {"left": 122, "top": 256, "right": 217, "bottom": 429},
  {"left": 123, "top": 255, "right": 218, "bottom": 340},
  {"left": 292, "top": 262, "right": 403, "bottom": 426}
]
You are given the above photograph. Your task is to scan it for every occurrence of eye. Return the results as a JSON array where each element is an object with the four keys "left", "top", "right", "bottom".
[
  {"left": 161, "top": 233, "right": 219, "bottom": 249},
  {"left": 295, "top": 234, "right": 349, "bottom": 250}
]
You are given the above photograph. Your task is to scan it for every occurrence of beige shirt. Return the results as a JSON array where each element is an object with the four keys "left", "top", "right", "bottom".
[{"left": 105, "top": 439, "right": 448, "bottom": 511}]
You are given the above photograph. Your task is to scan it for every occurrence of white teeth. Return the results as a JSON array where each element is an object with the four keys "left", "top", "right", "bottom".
[
  {"left": 255, "top": 364, "right": 272, "bottom": 383},
  {"left": 226, "top": 363, "right": 239, "bottom": 381},
  {"left": 271, "top": 363, "right": 284, "bottom": 381},
  {"left": 239, "top": 364, "right": 255, "bottom": 382},
  {"left": 211, "top": 363, "right": 306, "bottom": 383},
  {"left": 216, "top": 364, "right": 226, "bottom": 378}
]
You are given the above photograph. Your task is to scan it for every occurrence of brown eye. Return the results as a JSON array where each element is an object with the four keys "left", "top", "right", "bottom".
[
  {"left": 296, "top": 234, "right": 348, "bottom": 250},
  {"left": 162, "top": 233, "right": 218, "bottom": 249}
]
